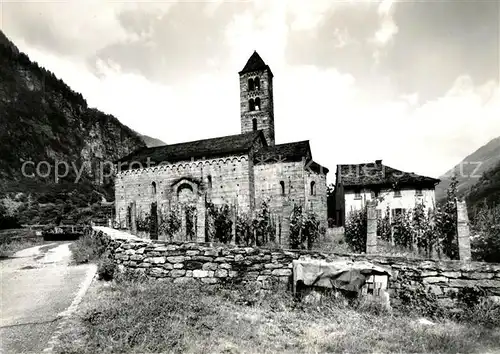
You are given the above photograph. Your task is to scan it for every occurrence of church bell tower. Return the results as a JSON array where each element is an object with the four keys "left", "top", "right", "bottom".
[{"left": 239, "top": 51, "right": 275, "bottom": 146}]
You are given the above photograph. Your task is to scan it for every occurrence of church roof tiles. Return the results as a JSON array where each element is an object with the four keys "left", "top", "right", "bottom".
[
  {"left": 117, "top": 130, "right": 265, "bottom": 169},
  {"left": 255, "top": 141, "right": 329, "bottom": 174},
  {"left": 337, "top": 161, "right": 439, "bottom": 189},
  {"left": 239, "top": 51, "right": 273, "bottom": 77}
]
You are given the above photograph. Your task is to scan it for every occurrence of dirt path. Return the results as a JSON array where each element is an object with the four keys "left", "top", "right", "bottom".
[{"left": 0, "top": 242, "right": 96, "bottom": 353}]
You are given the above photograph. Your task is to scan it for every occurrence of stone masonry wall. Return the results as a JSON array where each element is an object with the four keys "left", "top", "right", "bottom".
[
  {"left": 304, "top": 168, "right": 328, "bottom": 226},
  {"left": 93, "top": 227, "right": 500, "bottom": 307},
  {"left": 115, "top": 155, "right": 252, "bottom": 228},
  {"left": 254, "top": 161, "right": 328, "bottom": 246},
  {"left": 254, "top": 161, "right": 305, "bottom": 246}
]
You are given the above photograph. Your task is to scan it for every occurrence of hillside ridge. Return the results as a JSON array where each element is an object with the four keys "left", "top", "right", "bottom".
[
  {"left": 0, "top": 30, "right": 148, "bottom": 224},
  {"left": 435, "top": 136, "right": 500, "bottom": 202}
]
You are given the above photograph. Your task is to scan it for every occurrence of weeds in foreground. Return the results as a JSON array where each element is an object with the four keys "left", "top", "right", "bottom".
[
  {"left": 96, "top": 253, "right": 116, "bottom": 281},
  {"left": 69, "top": 229, "right": 108, "bottom": 264},
  {"left": 55, "top": 279, "right": 500, "bottom": 354},
  {"left": 0, "top": 229, "right": 44, "bottom": 257}
]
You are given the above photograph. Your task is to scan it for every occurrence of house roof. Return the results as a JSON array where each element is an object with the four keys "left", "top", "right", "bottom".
[
  {"left": 254, "top": 141, "right": 329, "bottom": 174},
  {"left": 337, "top": 160, "right": 439, "bottom": 188},
  {"left": 256, "top": 141, "right": 311, "bottom": 162},
  {"left": 239, "top": 51, "right": 273, "bottom": 77},
  {"left": 117, "top": 130, "right": 266, "bottom": 169}
]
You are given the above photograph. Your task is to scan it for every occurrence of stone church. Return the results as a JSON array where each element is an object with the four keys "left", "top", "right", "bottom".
[{"left": 115, "top": 51, "right": 328, "bottom": 245}]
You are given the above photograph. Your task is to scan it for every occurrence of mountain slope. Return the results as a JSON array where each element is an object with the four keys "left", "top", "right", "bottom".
[
  {"left": 0, "top": 30, "right": 146, "bottom": 224},
  {"left": 435, "top": 136, "right": 500, "bottom": 202},
  {"left": 140, "top": 134, "right": 166, "bottom": 148},
  {"left": 466, "top": 160, "right": 500, "bottom": 209}
]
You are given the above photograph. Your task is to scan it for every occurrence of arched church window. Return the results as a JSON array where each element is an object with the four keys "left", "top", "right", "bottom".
[
  {"left": 151, "top": 181, "right": 157, "bottom": 196},
  {"left": 207, "top": 175, "right": 212, "bottom": 189},
  {"left": 310, "top": 181, "right": 316, "bottom": 196},
  {"left": 280, "top": 181, "right": 285, "bottom": 195},
  {"left": 248, "top": 78, "right": 254, "bottom": 91},
  {"left": 254, "top": 77, "right": 261, "bottom": 90},
  {"left": 252, "top": 118, "right": 257, "bottom": 131},
  {"left": 249, "top": 98, "right": 255, "bottom": 111},
  {"left": 255, "top": 97, "right": 261, "bottom": 111}
]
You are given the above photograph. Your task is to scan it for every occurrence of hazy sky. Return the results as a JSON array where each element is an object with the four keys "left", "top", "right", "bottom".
[{"left": 1, "top": 0, "right": 499, "bottom": 183}]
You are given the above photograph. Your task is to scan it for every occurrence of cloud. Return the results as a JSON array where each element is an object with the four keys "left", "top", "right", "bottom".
[
  {"left": 286, "top": 0, "right": 334, "bottom": 31},
  {"left": 92, "top": 1, "right": 242, "bottom": 84},
  {"left": 1, "top": 1, "right": 138, "bottom": 57},
  {"left": 375, "top": 0, "right": 398, "bottom": 44},
  {"left": 225, "top": 0, "right": 289, "bottom": 70},
  {"left": 371, "top": 0, "right": 398, "bottom": 66},
  {"left": 2, "top": 0, "right": 500, "bottom": 186}
]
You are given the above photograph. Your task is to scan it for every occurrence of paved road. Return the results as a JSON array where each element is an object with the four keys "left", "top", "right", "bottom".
[{"left": 0, "top": 242, "right": 96, "bottom": 353}]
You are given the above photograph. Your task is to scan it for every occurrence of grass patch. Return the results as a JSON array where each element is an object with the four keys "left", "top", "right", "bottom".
[
  {"left": 54, "top": 278, "right": 500, "bottom": 354},
  {"left": 69, "top": 229, "right": 108, "bottom": 264},
  {"left": 0, "top": 228, "right": 44, "bottom": 257}
]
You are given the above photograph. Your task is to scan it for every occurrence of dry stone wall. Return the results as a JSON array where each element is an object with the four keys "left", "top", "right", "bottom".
[{"left": 92, "top": 227, "right": 500, "bottom": 306}]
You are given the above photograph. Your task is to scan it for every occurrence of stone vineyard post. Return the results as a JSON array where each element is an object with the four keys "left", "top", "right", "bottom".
[
  {"left": 366, "top": 200, "right": 377, "bottom": 254},
  {"left": 456, "top": 199, "right": 472, "bottom": 262},
  {"left": 130, "top": 201, "right": 137, "bottom": 236}
]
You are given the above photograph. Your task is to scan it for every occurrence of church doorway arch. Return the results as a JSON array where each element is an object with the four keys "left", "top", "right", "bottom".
[{"left": 175, "top": 181, "right": 198, "bottom": 241}]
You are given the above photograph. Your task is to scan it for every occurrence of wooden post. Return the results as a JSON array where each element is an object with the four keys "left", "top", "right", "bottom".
[
  {"left": 196, "top": 197, "right": 205, "bottom": 243},
  {"left": 180, "top": 205, "right": 186, "bottom": 242},
  {"left": 278, "top": 216, "right": 282, "bottom": 245},
  {"left": 231, "top": 202, "right": 237, "bottom": 246},
  {"left": 366, "top": 200, "right": 377, "bottom": 254},
  {"left": 130, "top": 201, "right": 137, "bottom": 236},
  {"left": 150, "top": 202, "right": 158, "bottom": 240},
  {"left": 456, "top": 199, "right": 472, "bottom": 262},
  {"left": 275, "top": 214, "right": 280, "bottom": 245}
]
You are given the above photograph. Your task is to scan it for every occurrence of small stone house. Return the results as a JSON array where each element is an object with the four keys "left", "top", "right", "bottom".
[
  {"left": 334, "top": 160, "right": 440, "bottom": 226},
  {"left": 114, "top": 51, "right": 328, "bottom": 245}
]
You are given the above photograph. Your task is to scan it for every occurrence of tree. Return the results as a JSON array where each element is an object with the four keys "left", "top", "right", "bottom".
[
  {"left": 344, "top": 208, "right": 367, "bottom": 253},
  {"left": 470, "top": 202, "right": 500, "bottom": 263},
  {"left": 435, "top": 175, "right": 459, "bottom": 259},
  {"left": 289, "top": 205, "right": 321, "bottom": 250}
]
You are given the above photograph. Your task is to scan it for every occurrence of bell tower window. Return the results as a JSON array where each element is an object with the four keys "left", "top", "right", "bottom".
[
  {"left": 254, "top": 77, "right": 260, "bottom": 90},
  {"left": 252, "top": 118, "right": 257, "bottom": 131},
  {"left": 249, "top": 98, "right": 255, "bottom": 111},
  {"left": 255, "top": 97, "right": 261, "bottom": 111},
  {"left": 248, "top": 78, "right": 254, "bottom": 91}
]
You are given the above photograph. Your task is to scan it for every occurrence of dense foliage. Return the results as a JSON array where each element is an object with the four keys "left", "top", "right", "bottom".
[
  {"left": 236, "top": 212, "right": 254, "bottom": 246},
  {"left": 70, "top": 227, "right": 109, "bottom": 264},
  {"left": 344, "top": 208, "right": 367, "bottom": 253},
  {"left": 470, "top": 202, "right": 500, "bottom": 263},
  {"left": 158, "top": 205, "right": 182, "bottom": 241},
  {"left": 376, "top": 205, "right": 391, "bottom": 241},
  {"left": 206, "top": 203, "right": 233, "bottom": 243},
  {"left": 136, "top": 213, "right": 151, "bottom": 232},
  {"left": 289, "top": 205, "right": 322, "bottom": 250},
  {"left": 345, "top": 176, "right": 460, "bottom": 258},
  {"left": 206, "top": 201, "right": 282, "bottom": 247},
  {"left": 253, "top": 200, "right": 277, "bottom": 246},
  {"left": 0, "top": 203, "right": 20, "bottom": 229},
  {"left": 434, "top": 176, "right": 459, "bottom": 259},
  {"left": 185, "top": 205, "right": 197, "bottom": 241}
]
